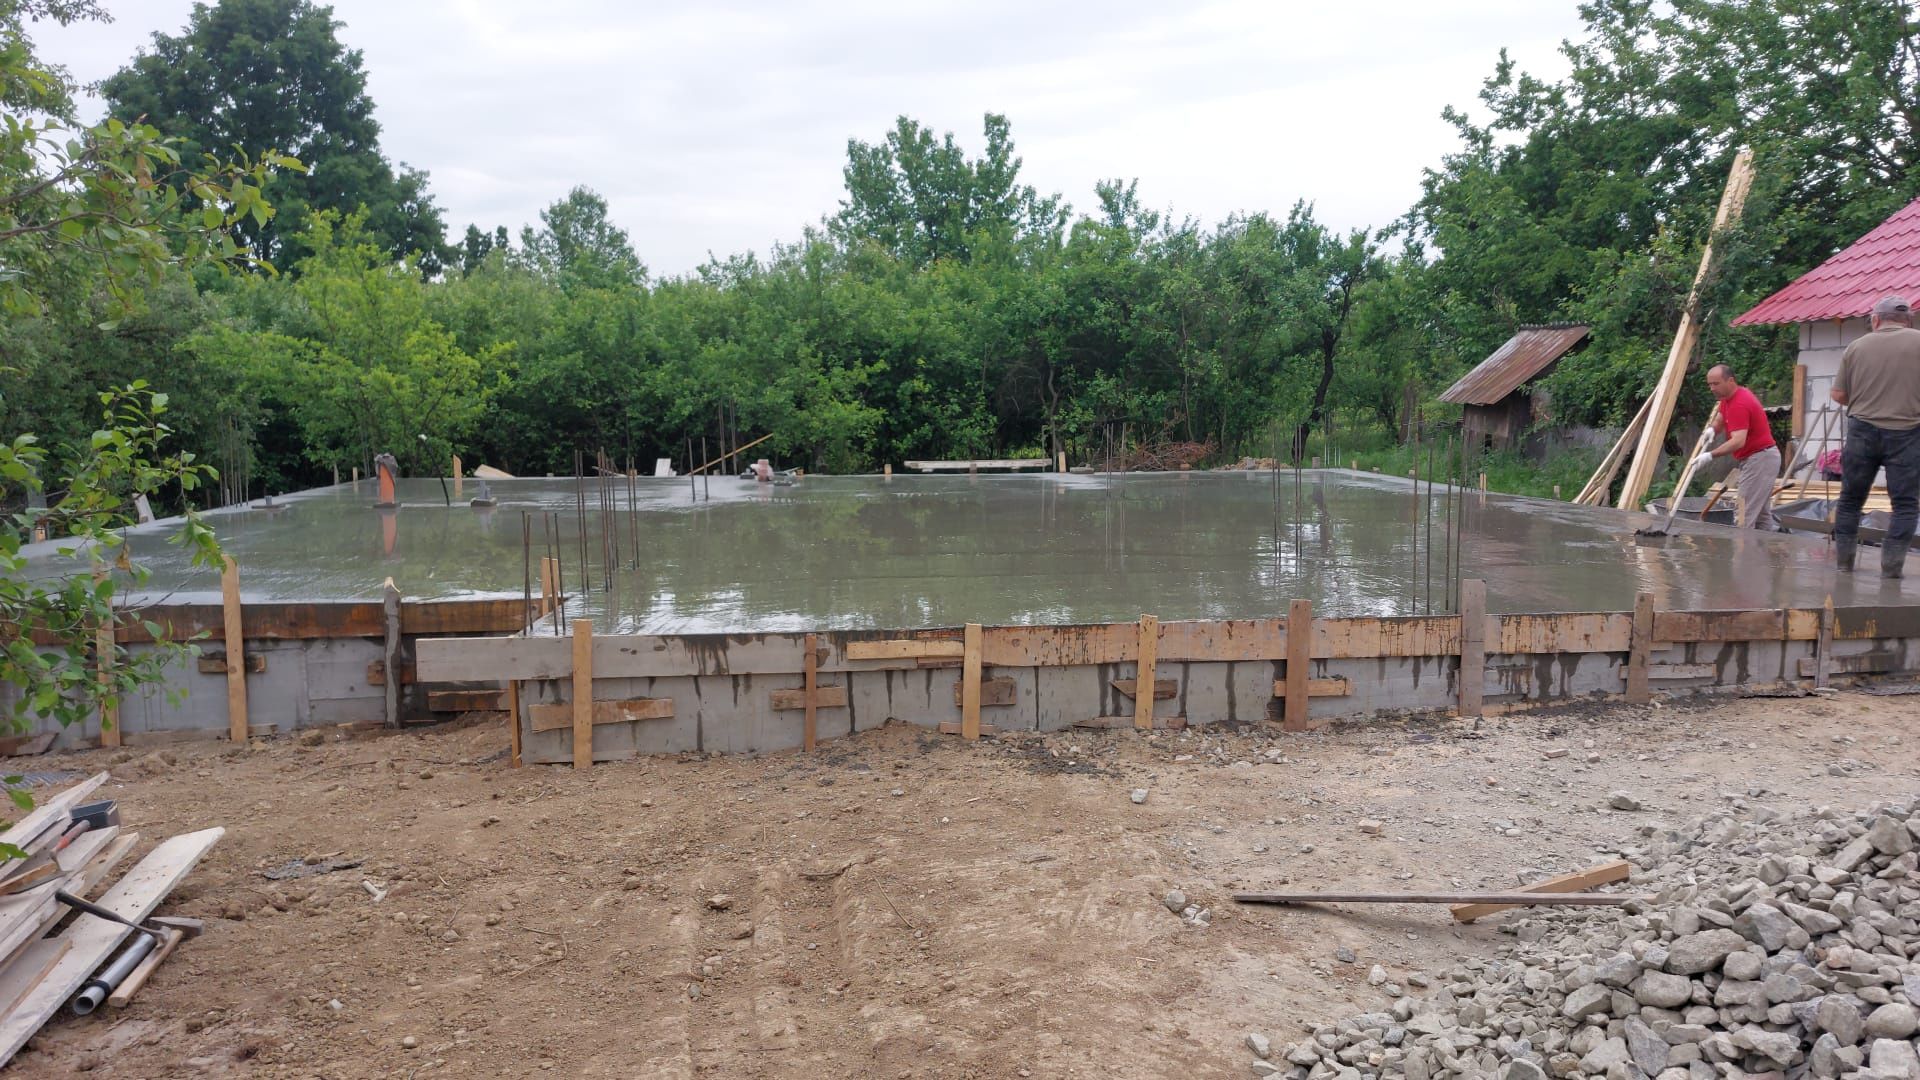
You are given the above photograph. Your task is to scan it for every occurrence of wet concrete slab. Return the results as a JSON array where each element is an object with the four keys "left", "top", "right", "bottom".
[{"left": 34, "top": 471, "right": 1916, "bottom": 633}]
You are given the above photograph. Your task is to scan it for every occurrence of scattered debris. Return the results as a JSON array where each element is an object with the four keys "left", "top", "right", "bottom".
[
  {"left": 261, "top": 856, "right": 363, "bottom": 881},
  {"left": 1129, "top": 788, "right": 1149, "bottom": 805}
]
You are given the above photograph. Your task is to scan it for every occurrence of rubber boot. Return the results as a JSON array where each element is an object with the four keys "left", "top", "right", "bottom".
[
  {"left": 1837, "top": 537, "right": 1857, "bottom": 573},
  {"left": 1883, "top": 538, "right": 1910, "bottom": 580}
]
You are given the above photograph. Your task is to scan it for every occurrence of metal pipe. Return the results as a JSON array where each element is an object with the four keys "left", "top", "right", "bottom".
[{"left": 70, "top": 931, "right": 158, "bottom": 1015}]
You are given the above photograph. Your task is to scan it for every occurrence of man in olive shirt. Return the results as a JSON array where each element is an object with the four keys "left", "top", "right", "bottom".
[{"left": 1831, "top": 295, "right": 1920, "bottom": 577}]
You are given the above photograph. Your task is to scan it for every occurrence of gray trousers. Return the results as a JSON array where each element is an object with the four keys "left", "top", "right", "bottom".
[{"left": 1734, "top": 446, "right": 1780, "bottom": 530}]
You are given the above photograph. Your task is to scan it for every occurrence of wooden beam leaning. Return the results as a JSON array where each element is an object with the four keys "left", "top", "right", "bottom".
[
  {"left": 1626, "top": 593, "right": 1654, "bottom": 705},
  {"left": 1617, "top": 149, "right": 1754, "bottom": 512},
  {"left": 1458, "top": 579, "right": 1486, "bottom": 718},
  {"left": 93, "top": 567, "right": 117, "bottom": 749},
  {"left": 1134, "top": 614, "right": 1158, "bottom": 731},
  {"left": 961, "top": 623, "right": 983, "bottom": 740},
  {"left": 220, "top": 557, "right": 247, "bottom": 743},
  {"left": 1576, "top": 395, "right": 1654, "bottom": 506},
  {"left": 1235, "top": 890, "right": 1645, "bottom": 909},
  {"left": 1449, "top": 859, "right": 1632, "bottom": 922},
  {"left": 1283, "top": 599, "right": 1312, "bottom": 731},
  {"left": 803, "top": 632, "right": 819, "bottom": 752},
  {"left": 572, "top": 620, "right": 593, "bottom": 769}
]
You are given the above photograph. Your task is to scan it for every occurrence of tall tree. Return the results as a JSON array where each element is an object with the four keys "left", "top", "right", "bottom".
[
  {"left": 100, "top": 0, "right": 450, "bottom": 273},
  {"left": 519, "top": 187, "right": 645, "bottom": 292},
  {"left": 832, "top": 113, "right": 1066, "bottom": 267}
]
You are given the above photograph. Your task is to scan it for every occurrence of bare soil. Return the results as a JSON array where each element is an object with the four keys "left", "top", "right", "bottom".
[{"left": 8, "top": 689, "right": 1920, "bottom": 1078}]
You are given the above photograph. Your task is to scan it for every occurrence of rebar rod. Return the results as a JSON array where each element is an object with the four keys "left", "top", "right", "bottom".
[{"left": 521, "top": 511, "right": 533, "bottom": 635}]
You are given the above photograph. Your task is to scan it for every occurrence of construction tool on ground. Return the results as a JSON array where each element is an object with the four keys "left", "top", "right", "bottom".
[{"left": 1636, "top": 403, "right": 1722, "bottom": 541}]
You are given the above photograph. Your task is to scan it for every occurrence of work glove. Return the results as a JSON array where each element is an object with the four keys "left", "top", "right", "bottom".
[{"left": 1690, "top": 452, "right": 1714, "bottom": 472}]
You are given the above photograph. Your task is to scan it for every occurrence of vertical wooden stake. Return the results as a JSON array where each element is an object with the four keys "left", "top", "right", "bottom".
[
  {"left": 539, "top": 557, "right": 557, "bottom": 620},
  {"left": 802, "top": 632, "right": 819, "bottom": 752},
  {"left": 1134, "top": 614, "right": 1159, "bottom": 730},
  {"left": 452, "top": 454, "right": 463, "bottom": 498},
  {"left": 1626, "top": 592, "right": 1654, "bottom": 704},
  {"left": 1283, "top": 599, "right": 1312, "bottom": 731},
  {"left": 883, "top": 463, "right": 892, "bottom": 478},
  {"left": 1458, "top": 579, "right": 1486, "bottom": 717},
  {"left": 1478, "top": 472, "right": 1488, "bottom": 493},
  {"left": 1791, "top": 364, "right": 1807, "bottom": 439},
  {"left": 961, "top": 623, "right": 983, "bottom": 740},
  {"left": 382, "top": 578, "right": 401, "bottom": 729},
  {"left": 351, "top": 466, "right": 359, "bottom": 485},
  {"left": 1815, "top": 595, "right": 1834, "bottom": 689},
  {"left": 572, "top": 620, "right": 594, "bottom": 769},
  {"left": 1057, "top": 451, "right": 1067, "bottom": 473},
  {"left": 507, "top": 680, "right": 522, "bottom": 768},
  {"left": 93, "top": 567, "right": 118, "bottom": 749},
  {"left": 221, "top": 556, "right": 248, "bottom": 743}
]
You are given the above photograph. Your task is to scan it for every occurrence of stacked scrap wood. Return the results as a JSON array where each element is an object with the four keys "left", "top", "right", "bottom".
[
  {"left": 1119, "top": 438, "right": 1215, "bottom": 472},
  {"left": 0, "top": 772, "right": 221, "bottom": 1067}
]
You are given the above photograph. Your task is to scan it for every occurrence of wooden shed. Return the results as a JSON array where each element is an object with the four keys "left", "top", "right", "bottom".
[{"left": 1439, "top": 324, "right": 1591, "bottom": 451}]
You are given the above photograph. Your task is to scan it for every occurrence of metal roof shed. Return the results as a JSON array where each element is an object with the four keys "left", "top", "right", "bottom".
[{"left": 1440, "top": 323, "right": 1591, "bottom": 451}]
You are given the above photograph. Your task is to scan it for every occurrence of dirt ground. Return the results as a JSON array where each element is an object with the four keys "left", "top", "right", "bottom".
[{"left": 7, "top": 689, "right": 1920, "bottom": 1078}]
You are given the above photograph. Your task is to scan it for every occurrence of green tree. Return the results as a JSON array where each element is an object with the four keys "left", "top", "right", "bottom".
[
  {"left": 519, "top": 187, "right": 645, "bottom": 293},
  {"left": 100, "top": 0, "right": 450, "bottom": 273}
]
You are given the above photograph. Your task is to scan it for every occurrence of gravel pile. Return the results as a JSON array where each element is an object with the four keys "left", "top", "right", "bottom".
[{"left": 1247, "top": 794, "right": 1920, "bottom": 1079}]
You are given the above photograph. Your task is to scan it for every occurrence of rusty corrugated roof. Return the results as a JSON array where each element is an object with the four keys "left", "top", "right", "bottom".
[{"left": 1438, "top": 324, "right": 1591, "bottom": 406}]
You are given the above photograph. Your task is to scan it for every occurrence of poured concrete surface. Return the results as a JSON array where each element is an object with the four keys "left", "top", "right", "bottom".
[{"left": 37, "top": 471, "right": 1916, "bottom": 632}]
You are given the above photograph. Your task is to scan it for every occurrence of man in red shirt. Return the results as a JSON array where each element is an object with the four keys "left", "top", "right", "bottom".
[{"left": 1692, "top": 365, "right": 1779, "bottom": 530}]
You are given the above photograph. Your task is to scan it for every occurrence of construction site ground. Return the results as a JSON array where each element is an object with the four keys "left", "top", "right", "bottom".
[{"left": 7, "top": 690, "right": 1918, "bottom": 1078}]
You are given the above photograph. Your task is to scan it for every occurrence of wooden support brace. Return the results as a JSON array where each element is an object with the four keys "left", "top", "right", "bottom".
[
  {"left": 848, "top": 638, "right": 966, "bottom": 661},
  {"left": 381, "top": 578, "right": 401, "bottom": 729},
  {"left": 1814, "top": 596, "right": 1834, "bottom": 689},
  {"left": 196, "top": 653, "right": 267, "bottom": 675},
  {"left": 1450, "top": 860, "right": 1631, "bottom": 922},
  {"left": 803, "top": 632, "right": 819, "bottom": 752},
  {"left": 1270, "top": 677, "right": 1351, "bottom": 699},
  {"left": 507, "top": 680, "right": 522, "bottom": 769},
  {"left": 1111, "top": 678, "right": 1177, "bottom": 700},
  {"left": 220, "top": 557, "right": 247, "bottom": 743},
  {"left": 961, "top": 623, "right": 983, "bottom": 740},
  {"left": 1134, "top": 614, "right": 1158, "bottom": 731},
  {"left": 531, "top": 696, "right": 673, "bottom": 732},
  {"left": 1458, "top": 579, "right": 1486, "bottom": 718},
  {"left": 1626, "top": 593, "right": 1653, "bottom": 704},
  {"left": 951, "top": 677, "right": 1017, "bottom": 706},
  {"left": 771, "top": 686, "right": 847, "bottom": 711},
  {"left": 1283, "top": 599, "right": 1312, "bottom": 732},
  {"left": 571, "top": 620, "right": 593, "bottom": 769}
]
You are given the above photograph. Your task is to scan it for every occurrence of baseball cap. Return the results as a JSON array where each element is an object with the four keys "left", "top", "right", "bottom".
[{"left": 1873, "top": 295, "right": 1912, "bottom": 317}]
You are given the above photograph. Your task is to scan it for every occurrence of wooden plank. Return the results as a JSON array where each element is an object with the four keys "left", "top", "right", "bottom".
[
  {"left": 1617, "top": 149, "right": 1754, "bottom": 511},
  {"left": 1653, "top": 609, "right": 1788, "bottom": 642},
  {"left": 1283, "top": 600, "right": 1312, "bottom": 731},
  {"left": 802, "top": 632, "right": 818, "bottom": 753},
  {"left": 0, "top": 828, "right": 132, "bottom": 971},
  {"left": 1618, "top": 662, "right": 1717, "bottom": 681},
  {"left": 1799, "top": 653, "right": 1896, "bottom": 677},
  {"left": 1791, "top": 363, "right": 1807, "bottom": 438},
  {"left": 1815, "top": 597, "right": 1834, "bottom": 689},
  {"left": 951, "top": 677, "right": 1018, "bottom": 707},
  {"left": 1237, "top": 890, "right": 1645, "bottom": 908},
  {"left": 0, "top": 827, "right": 225, "bottom": 1069},
  {"left": 0, "top": 938, "right": 68, "bottom": 1020},
  {"left": 221, "top": 557, "right": 248, "bottom": 744},
  {"left": 1787, "top": 608, "right": 1822, "bottom": 641},
  {"left": 107, "top": 925, "right": 184, "bottom": 1008},
  {"left": 427, "top": 689, "right": 505, "bottom": 712},
  {"left": 382, "top": 578, "right": 401, "bottom": 730},
  {"left": 1458, "top": 580, "right": 1486, "bottom": 718},
  {"left": 1576, "top": 395, "right": 1654, "bottom": 505},
  {"left": 903, "top": 458, "right": 1049, "bottom": 472},
  {"left": 506, "top": 681, "right": 522, "bottom": 769},
  {"left": 1074, "top": 715, "right": 1186, "bottom": 730},
  {"left": 398, "top": 597, "right": 530, "bottom": 636},
  {"left": 1110, "top": 678, "right": 1177, "bottom": 701},
  {"left": 0, "top": 889, "right": 58, "bottom": 967},
  {"left": 961, "top": 623, "right": 983, "bottom": 741},
  {"left": 195, "top": 653, "right": 266, "bottom": 675},
  {"left": 1269, "top": 677, "right": 1351, "bottom": 699},
  {"left": 1492, "top": 613, "right": 1631, "bottom": 655},
  {"left": 1450, "top": 860, "right": 1632, "bottom": 922},
  {"left": 571, "top": 621, "right": 593, "bottom": 770},
  {"left": 846, "top": 638, "right": 966, "bottom": 661},
  {"left": 0, "top": 772, "right": 108, "bottom": 855},
  {"left": 94, "top": 568, "right": 117, "bottom": 750},
  {"left": 770, "top": 686, "right": 847, "bottom": 711},
  {"left": 1133, "top": 614, "right": 1158, "bottom": 731},
  {"left": 529, "top": 696, "right": 676, "bottom": 733},
  {"left": 1626, "top": 593, "right": 1653, "bottom": 704}
]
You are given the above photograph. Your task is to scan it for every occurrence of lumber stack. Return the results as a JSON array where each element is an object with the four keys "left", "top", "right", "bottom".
[{"left": 0, "top": 772, "right": 221, "bottom": 1067}]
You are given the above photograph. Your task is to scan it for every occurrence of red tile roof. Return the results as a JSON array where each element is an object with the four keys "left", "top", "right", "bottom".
[
  {"left": 1734, "top": 195, "right": 1920, "bottom": 325},
  {"left": 1438, "top": 324, "right": 1590, "bottom": 406}
]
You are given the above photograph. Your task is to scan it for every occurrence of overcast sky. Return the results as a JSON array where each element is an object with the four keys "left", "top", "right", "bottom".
[{"left": 42, "top": 1, "right": 1584, "bottom": 277}]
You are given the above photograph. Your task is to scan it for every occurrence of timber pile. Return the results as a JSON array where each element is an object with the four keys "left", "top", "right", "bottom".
[
  {"left": 1119, "top": 437, "right": 1215, "bottom": 472},
  {"left": 0, "top": 772, "right": 221, "bottom": 1068},
  {"left": 1241, "top": 794, "right": 1920, "bottom": 1079}
]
